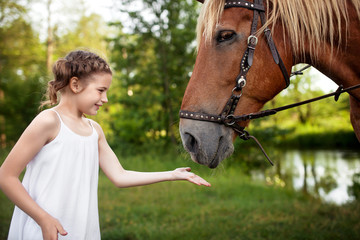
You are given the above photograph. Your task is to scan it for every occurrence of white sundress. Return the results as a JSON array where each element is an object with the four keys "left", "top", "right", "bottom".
[{"left": 8, "top": 109, "right": 100, "bottom": 240}]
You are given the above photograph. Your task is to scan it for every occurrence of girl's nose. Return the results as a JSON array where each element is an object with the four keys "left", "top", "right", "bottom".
[{"left": 102, "top": 93, "right": 108, "bottom": 103}]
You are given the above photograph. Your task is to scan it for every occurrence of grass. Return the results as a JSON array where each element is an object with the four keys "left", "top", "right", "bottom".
[{"left": 1, "top": 148, "right": 360, "bottom": 240}]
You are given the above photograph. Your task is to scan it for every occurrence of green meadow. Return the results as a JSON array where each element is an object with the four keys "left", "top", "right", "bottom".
[{"left": 1, "top": 148, "right": 359, "bottom": 240}]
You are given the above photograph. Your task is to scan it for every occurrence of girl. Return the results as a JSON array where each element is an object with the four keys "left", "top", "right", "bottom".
[{"left": 0, "top": 50, "right": 210, "bottom": 240}]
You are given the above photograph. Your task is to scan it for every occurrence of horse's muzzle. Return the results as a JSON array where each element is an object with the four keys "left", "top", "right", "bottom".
[{"left": 179, "top": 119, "right": 234, "bottom": 168}]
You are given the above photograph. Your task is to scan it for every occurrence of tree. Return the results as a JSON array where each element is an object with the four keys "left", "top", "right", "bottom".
[
  {"left": 46, "top": 0, "right": 54, "bottom": 73},
  {"left": 54, "top": 13, "right": 110, "bottom": 58},
  {"left": 0, "top": 1, "right": 113, "bottom": 148},
  {"left": 108, "top": 0, "right": 199, "bottom": 148},
  {"left": 0, "top": 0, "right": 46, "bottom": 147},
  {"left": 0, "top": 0, "right": 26, "bottom": 26}
]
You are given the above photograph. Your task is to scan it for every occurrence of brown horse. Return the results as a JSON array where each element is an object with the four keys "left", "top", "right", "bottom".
[{"left": 179, "top": 0, "right": 360, "bottom": 168}]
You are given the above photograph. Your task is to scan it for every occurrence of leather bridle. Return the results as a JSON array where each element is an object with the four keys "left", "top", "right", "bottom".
[
  {"left": 180, "top": 0, "right": 287, "bottom": 164},
  {"left": 179, "top": 0, "right": 360, "bottom": 165}
]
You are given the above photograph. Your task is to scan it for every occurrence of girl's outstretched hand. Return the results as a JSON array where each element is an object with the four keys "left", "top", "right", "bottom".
[{"left": 172, "top": 167, "right": 211, "bottom": 187}]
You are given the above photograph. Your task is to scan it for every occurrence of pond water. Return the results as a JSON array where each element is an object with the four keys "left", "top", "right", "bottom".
[{"left": 250, "top": 149, "right": 360, "bottom": 205}]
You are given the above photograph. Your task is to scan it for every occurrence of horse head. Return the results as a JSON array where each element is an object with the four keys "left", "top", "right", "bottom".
[{"left": 179, "top": 0, "right": 293, "bottom": 168}]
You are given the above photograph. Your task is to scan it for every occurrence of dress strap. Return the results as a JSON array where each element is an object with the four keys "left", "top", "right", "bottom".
[
  {"left": 48, "top": 109, "right": 63, "bottom": 123},
  {"left": 87, "top": 119, "right": 94, "bottom": 129},
  {"left": 48, "top": 109, "right": 95, "bottom": 135}
]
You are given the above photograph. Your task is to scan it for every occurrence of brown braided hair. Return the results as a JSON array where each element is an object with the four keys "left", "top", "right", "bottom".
[{"left": 41, "top": 50, "right": 112, "bottom": 107}]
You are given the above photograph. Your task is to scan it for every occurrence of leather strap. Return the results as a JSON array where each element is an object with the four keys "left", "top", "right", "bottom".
[
  {"left": 247, "top": 3, "right": 260, "bottom": 67},
  {"left": 231, "top": 84, "right": 360, "bottom": 121},
  {"left": 225, "top": 0, "right": 265, "bottom": 12},
  {"left": 180, "top": 110, "right": 222, "bottom": 123},
  {"left": 258, "top": 0, "right": 290, "bottom": 87}
]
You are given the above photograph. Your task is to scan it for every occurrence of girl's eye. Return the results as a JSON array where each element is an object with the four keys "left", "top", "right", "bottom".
[
  {"left": 217, "top": 30, "right": 236, "bottom": 43},
  {"left": 98, "top": 89, "right": 105, "bottom": 93}
]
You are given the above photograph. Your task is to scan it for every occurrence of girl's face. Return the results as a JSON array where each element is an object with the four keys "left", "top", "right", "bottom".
[{"left": 76, "top": 72, "right": 112, "bottom": 115}]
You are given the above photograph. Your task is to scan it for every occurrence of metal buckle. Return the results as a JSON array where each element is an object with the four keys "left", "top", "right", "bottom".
[
  {"left": 232, "top": 76, "right": 246, "bottom": 97},
  {"left": 232, "top": 87, "right": 243, "bottom": 98},
  {"left": 237, "top": 76, "right": 247, "bottom": 88},
  {"left": 247, "top": 35, "right": 258, "bottom": 46},
  {"left": 224, "top": 114, "right": 236, "bottom": 126}
]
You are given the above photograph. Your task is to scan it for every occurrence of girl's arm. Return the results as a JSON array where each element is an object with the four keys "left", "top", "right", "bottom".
[
  {"left": 95, "top": 122, "right": 210, "bottom": 188},
  {"left": 0, "top": 110, "right": 67, "bottom": 239}
]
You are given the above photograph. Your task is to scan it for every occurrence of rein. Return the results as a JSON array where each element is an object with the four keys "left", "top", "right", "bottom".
[
  {"left": 179, "top": 0, "right": 360, "bottom": 165},
  {"left": 226, "top": 83, "right": 360, "bottom": 122}
]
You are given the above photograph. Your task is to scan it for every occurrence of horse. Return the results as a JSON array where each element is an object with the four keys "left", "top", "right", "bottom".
[{"left": 179, "top": 0, "right": 360, "bottom": 168}]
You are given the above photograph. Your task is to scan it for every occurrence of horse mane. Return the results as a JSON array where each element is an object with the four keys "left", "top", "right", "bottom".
[{"left": 197, "top": 0, "right": 360, "bottom": 58}]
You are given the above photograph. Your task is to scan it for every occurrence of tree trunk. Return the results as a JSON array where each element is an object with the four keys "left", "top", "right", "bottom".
[
  {"left": 0, "top": 89, "right": 5, "bottom": 148},
  {"left": 159, "top": 43, "right": 177, "bottom": 145},
  {"left": 46, "top": 0, "right": 53, "bottom": 73}
]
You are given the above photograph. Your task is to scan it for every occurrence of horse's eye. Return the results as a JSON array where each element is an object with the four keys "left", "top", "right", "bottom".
[{"left": 217, "top": 30, "right": 236, "bottom": 43}]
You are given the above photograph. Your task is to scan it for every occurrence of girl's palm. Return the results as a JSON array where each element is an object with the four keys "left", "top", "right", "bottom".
[{"left": 173, "top": 167, "right": 211, "bottom": 186}]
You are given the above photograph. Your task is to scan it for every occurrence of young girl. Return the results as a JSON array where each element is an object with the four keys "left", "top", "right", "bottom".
[{"left": 0, "top": 50, "right": 210, "bottom": 240}]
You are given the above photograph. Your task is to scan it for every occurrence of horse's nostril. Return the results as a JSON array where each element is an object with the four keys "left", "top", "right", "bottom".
[{"left": 184, "top": 132, "right": 198, "bottom": 153}]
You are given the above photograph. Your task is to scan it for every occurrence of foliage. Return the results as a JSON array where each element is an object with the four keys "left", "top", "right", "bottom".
[
  {"left": 0, "top": 0, "right": 26, "bottom": 27},
  {"left": 0, "top": 0, "right": 112, "bottom": 147},
  {"left": 0, "top": 0, "right": 358, "bottom": 151},
  {"left": 0, "top": 0, "right": 46, "bottom": 146},
  {"left": 105, "top": 0, "right": 199, "bottom": 149},
  {"left": 53, "top": 13, "right": 110, "bottom": 60},
  {"left": 349, "top": 172, "right": 360, "bottom": 201}
]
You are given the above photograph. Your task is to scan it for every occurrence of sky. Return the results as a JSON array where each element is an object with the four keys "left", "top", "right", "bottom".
[
  {"left": 298, "top": 67, "right": 338, "bottom": 93},
  {"left": 28, "top": 0, "right": 117, "bottom": 38},
  {"left": 27, "top": 0, "right": 338, "bottom": 94}
]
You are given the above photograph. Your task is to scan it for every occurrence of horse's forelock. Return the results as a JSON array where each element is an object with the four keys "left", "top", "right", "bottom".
[
  {"left": 196, "top": 0, "right": 360, "bottom": 59},
  {"left": 196, "top": 0, "right": 225, "bottom": 51}
]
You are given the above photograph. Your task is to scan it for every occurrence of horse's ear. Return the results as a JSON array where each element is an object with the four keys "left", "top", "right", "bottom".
[{"left": 197, "top": 0, "right": 204, "bottom": 3}]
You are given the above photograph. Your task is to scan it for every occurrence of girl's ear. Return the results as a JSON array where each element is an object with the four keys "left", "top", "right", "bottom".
[{"left": 69, "top": 77, "right": 82, "bottom": 93}]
